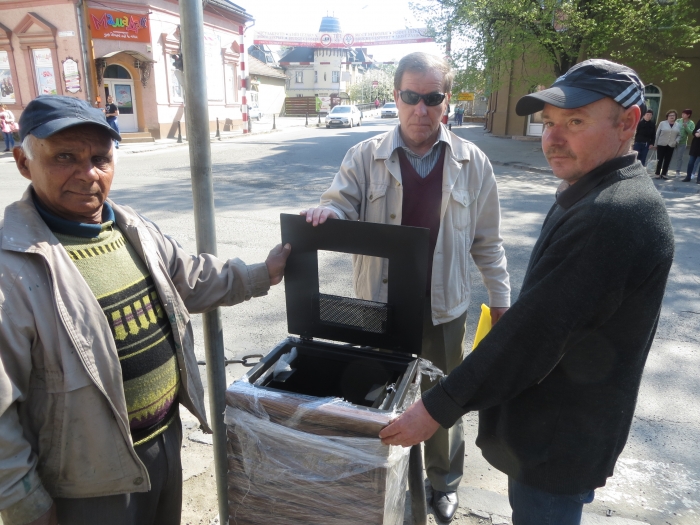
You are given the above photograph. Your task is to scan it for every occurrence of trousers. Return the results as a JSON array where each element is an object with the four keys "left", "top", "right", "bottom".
[
  {"left": 655, "top": 145, "right": 675, "bottom": 175},
  {"left": 54, "top": 415, "right": 183, "bottom": 525},
  {"left": 509, "top": 477, "right": 595, "bottom": 525},
  {"left": 421, "top": 302, "right": 467, "bottom": 492}
]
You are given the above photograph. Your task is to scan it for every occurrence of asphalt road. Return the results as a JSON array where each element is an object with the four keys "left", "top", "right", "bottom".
[{"left": 0, "top": 118, "right": 698, "bottom": 525}]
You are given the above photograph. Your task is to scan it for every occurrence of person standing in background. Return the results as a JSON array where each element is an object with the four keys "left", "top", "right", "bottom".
[
  {"left": 673, "top": 109, "right": 694, "bottom": 176},
  {"left": 633, "top": 109, "right": 656, "bottom": 166},
  {"left": 105, "top": 95, "right": 120, "bottom": 149},
  {"left": 653, "top": 109, "right": 680, "bottom": 179},
  {"left": 682, "top": 119, "right": 700, "bottom": 182},
  {"left": 0, "top": 103, "right": 15, "bottom": 152}
]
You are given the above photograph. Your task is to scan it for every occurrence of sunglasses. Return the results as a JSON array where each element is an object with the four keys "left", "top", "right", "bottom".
[{"left": 398, "top": 90, "right": 446, "bottom": 107}]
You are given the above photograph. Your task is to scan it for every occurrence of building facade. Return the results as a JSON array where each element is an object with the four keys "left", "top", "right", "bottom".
[
  {"left": 0, "top": 0, "right": 254, "bottom": 140},
  {"left": 279, "top": 17, "right": 372, "bottom": 112},
  {"left": 248, "top": 55, "right": 285, "bottom": 117}
]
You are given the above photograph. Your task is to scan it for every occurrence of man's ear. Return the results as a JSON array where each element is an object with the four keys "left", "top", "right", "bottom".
[
  {"left": 393, "top": 89, "right": 400, "bottom": 104},
  {"left": 621, "top": 105, "right": 641, "bottom": 140},
  {"left": 13, "top": 144, "right": 32, "bottom": 181}
]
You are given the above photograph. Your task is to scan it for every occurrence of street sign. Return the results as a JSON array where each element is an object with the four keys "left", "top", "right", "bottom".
[
  {"left": 372, "top": 80, "right": 379, "bottom": 87},
  {"left": 457, "top": 92, "right": 475, "bottom": 101}
]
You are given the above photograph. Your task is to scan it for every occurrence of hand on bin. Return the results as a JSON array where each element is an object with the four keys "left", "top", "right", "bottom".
[
  {"left": 266, "top": 243, "right": 291, "bottom": 286},
  {"left": 378, "top": 399, "right": 440, "bottom": 447},
  {"left": 300, "top": 207, "right": 339, "bottom": 226}
]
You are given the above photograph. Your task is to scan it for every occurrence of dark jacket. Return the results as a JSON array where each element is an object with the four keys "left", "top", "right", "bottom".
[
  {"left": 689, "top": 119, "right": 700, "bottom": 157},
  {"left": 422, "top": 155, "right": 674, "bottom": 495},
  {"left": 634, "top": 118, "right": 656, "bottom": 144}
]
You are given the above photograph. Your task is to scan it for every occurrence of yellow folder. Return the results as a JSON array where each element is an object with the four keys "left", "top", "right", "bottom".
[{"left": 471, "top": 304, "right": 491, "bottom": 350}]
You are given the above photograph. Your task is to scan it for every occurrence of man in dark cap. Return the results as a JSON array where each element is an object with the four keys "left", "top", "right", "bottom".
[
  {"left": 380, "top": 59, "right": 675, "bottom": 524},
  {"left": 0, "top": 96, "right": 290, "bottom": 525}
]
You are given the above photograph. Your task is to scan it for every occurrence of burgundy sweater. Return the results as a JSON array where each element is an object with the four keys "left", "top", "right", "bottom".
[{"left": 398, "top": 143, "right": 446, "bottom": 294}]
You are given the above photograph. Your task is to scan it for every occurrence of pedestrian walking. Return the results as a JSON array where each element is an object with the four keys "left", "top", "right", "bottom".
[
  {"left": 105, "top": 95, "right": 120, "bottom": 149},
  {"left": 0, "top": 103, "right": 16, "bottom": 152},
  {"left": 455, "top": 104, "right": 464, "bottom": 126},
  {"left": 0, "top": 96, "right": 291, "bottom": 525},
  {"left": 302, "top": 52, "right": 511, "bottom": 523},
  {"left": 682, "top": 118, "right": 700, "bottom": 182},
  {"left": 633, "top": 109, "right": 656, "bottom": 166},
  {"left": 673, "top": 109, "right": 694, "bottom": 175},
  {"left": 653, "top": 109, "right": 680, "bottom": 179},
  {"left": 380, "top": 59, "right": 674, "bottom": 525},
  {"left": 374, "top": 97, "right": 380, "bottom": 110}
]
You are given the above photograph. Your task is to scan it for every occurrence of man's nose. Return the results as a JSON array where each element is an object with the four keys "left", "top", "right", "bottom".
[
  {"left": 75, "top": 160, "right": 102, "bottom": 180},
  {"left": 543, "top": 124, "right": 565, "bottom": 146},
  {"left": 413, "top": 100, "right": 428, "bottom": 116}
]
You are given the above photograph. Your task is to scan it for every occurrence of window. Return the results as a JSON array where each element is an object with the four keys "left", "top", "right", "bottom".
[
  {"left": 32, "top": 48, "right": 57, "bottom": 96},
  {"left": 225, "top": 63, "right": 238, "bottom": 104},
  {"left": 644, "top": 85, "right": 662, "bottom": 124},
  {"left": 332, "top": 71, "right": 339, "bottom": 83},
  {"left": 315, "top": 71, "right": 318, "bottom": 83},
  {"left": 103, "top": 65, "right": 131, "bottom": 79},
  {"left": 0, "top": 51, "right": 16, "bottom": 104},
  {"left": 295, "top": 71, "right": 303, "bottom": 83}
]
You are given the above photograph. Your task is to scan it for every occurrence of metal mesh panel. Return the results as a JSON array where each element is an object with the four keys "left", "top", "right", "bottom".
[{"left": 317, "top": 294, "right": 390, "bottom": 334}]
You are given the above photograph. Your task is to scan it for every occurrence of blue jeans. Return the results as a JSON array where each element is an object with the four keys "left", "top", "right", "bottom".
[
  {"left": 633, "top": 141, "right": 650, "bottom": 166},
  {"left": 106, "top": 116, "right": 120, "bottom": 147},
  {"left": 687, "top": 155, "right": 700, "bottom": 180},
  {"left": 3, "top": 132, "right": 14, "bottom": 151},
  {"left": 509, "top": 477, "right": 595, "bottom": 525}
]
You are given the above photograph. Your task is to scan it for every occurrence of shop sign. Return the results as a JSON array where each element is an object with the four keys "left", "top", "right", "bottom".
[
  {"left": 0, "top": 51, "right": 15, "bottom": 104},
  {"left": 457, "top": 92, "right": 475, "bottom": 101},
  {"left": 89, "top": 8, "right": 150, "bottom": 43}
]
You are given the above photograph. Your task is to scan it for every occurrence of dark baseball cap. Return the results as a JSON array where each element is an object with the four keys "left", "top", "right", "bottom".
[
  {"left": 516, "top": 59, "right": 646, "bottom": 116},
  {"left": 19, "top": 95, "right": 121, "bottom": 142}
]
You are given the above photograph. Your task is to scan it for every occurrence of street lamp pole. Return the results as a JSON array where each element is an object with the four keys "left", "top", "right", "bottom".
[{"left": 178, "top": 1, "right": 229, "bottom": 525}]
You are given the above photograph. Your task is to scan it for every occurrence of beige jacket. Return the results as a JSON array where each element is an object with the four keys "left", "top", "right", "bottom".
[
  {"left": 319, "top": 125, "right": 510, "bottom": 325},
  {"left": 0, "top": 188, "right": 270, "bottom": 524}
]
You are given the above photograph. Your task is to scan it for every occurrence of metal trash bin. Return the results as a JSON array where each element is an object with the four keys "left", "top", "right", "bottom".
[{"left": 225, "top": 214, "right": 436, "bottom": 525}]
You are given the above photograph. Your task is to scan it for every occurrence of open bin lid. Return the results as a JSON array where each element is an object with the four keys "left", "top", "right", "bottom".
[{"left": 280, "top": 213, "right": 430, "bottom": 355}]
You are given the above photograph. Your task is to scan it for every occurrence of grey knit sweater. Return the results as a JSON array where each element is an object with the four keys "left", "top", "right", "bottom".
[{"left": 422, "top": 154, "right": 675, "bottom": 494}]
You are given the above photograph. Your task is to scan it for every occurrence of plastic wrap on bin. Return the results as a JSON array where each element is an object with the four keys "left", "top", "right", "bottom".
[{"left": 224, "top": 358, "right": 441, "bottom": 525}]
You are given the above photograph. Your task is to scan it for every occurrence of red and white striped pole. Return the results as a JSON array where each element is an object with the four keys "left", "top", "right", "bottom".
[{"left": 239, "top": 26, "right": 248, "bottom": 133}]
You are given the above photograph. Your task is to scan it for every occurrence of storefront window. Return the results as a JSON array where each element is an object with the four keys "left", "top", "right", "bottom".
[
  {"left": 203, "top": 32, "right": 224, "bottom": 101},
  {"left": 33, "top": 48, "right": 57, "bottom": 96},
  {"left": 0, "top": 51, "right": 16, "bottom": 104}
]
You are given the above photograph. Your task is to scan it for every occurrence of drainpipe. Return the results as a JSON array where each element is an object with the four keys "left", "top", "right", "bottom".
[{"left": 76, "top": 0, "right": 94, "bottom": 103}]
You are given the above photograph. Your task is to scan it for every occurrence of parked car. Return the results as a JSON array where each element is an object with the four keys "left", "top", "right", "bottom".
[
  {"left": 248, "top": 104, "right": 262, "bottom": 121},
  {"left": 325, "top": 105, "right": 362, "bottom": 128},
  {"left": 381, "top": 102, "right": 398, "bottom": 118}
]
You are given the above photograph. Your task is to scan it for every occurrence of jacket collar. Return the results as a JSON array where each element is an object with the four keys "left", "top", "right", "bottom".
[
  {"left": 556, "top": 154, "right": 637, "bottom": 210},
  {"left": 375, "top": 123, "right": 473, "bottom": 163},
  {"left": 1, "top": 185, "right": 139, "bottom": 254}
]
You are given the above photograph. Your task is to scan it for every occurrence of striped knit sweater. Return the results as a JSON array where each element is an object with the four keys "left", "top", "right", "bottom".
[{"left": 38, "top": 200, "right": 180, "bottom": 445}]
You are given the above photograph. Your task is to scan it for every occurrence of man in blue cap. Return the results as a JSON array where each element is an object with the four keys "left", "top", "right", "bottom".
[
  {"left": 380, "top": 60, "right": 675, "bottom": 524},
  {"left": 0, "top": 96, "right": 290, "bottom": 525}
]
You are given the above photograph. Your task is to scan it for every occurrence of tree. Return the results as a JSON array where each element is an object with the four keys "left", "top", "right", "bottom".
[
  {"left": 414, "top": 0, "right": 700, "bottom": 94},
  {"left": 348, "top": 65, "right": 396, "bottom": 104}
]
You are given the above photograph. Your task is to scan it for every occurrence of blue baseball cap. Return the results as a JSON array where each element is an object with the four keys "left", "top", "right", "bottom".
[
  {"left": 516, "top": 59, "right": 646, "bottom": 116},
  {"left": 19, "top": 95, "right": 121, "bottom": 142}
]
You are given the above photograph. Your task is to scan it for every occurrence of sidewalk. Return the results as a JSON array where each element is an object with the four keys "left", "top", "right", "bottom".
[{"left": 450, "top": 123, "right": 700, "bottom": 196}]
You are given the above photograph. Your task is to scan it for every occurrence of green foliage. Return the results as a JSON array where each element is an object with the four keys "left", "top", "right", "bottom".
[{"left": 414, "top": 0, "right": 700, "bottom": 94}]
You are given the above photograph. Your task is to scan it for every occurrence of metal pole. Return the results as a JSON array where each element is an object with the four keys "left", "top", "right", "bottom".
[
  {"left": 216, "top": 117, "right": 220, "bottom": 140},
  {"left": 178, "top": 2, "right": 229, "bottom": 525},
  {"left": 75, "top": 1, "right": 94, "bottom": 103},
  {"left": 177, "top": 121, "right": 182, "bottom": 143},
  {"left": 273, "top": 113, "right": 276, "bottom": 130}
]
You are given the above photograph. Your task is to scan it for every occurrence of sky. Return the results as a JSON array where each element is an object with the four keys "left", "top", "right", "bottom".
[{"left": 235, "top": 0, "right": 445, "bottom": 62}]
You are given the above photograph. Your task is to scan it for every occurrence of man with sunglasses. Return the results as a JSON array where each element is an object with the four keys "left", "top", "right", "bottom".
[
  {"left": 379, "top": 60, "right": 674, "bottom": 525},
  {"left": 302, "top": 52, "right": 511, "bottom": 523}
]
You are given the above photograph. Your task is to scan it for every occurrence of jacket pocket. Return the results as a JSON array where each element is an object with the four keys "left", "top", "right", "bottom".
[
  {"left": 365, "top": 184, "right": 388, "bottom": 223},
  {"left": 449, "top": 189, "right": 476, "bottom": 230}
]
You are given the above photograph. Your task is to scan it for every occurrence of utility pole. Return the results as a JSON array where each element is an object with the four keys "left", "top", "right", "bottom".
[{"left": 178, "top": 2, "right": 229, "bottom": 525}]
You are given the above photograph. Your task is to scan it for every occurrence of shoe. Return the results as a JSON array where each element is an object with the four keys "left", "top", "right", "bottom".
[
  {"left": 2, "top": 149, "right": 8, "bottom": 152},
  {"left": 432, "top": 490, "right": 459, "bottom": 523},
  {"left": 682, "top": 177, "right": 691, "bottom": 182},
  {"left": 660, "top": 174, "right": 669, "bottom": 180}
]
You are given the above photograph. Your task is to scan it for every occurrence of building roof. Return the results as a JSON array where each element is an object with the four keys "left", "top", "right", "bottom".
[
  {"left": 279, "top": 47, "right": 315, "bottom": 64},
  {"left": 204, "top": 0, "right": 254, "bottom": 23},
  {"left": 319, "top": 16, "right": 342, "bottom": 32},
  {"left": 248, "top": 56, "right": 286, "bottom": 79}
]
